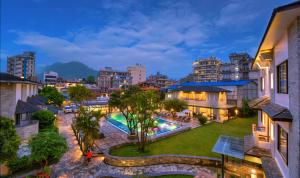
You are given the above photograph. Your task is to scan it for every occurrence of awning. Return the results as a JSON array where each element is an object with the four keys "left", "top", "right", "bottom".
[
  {"left": 249, "top": 96, "right": 270, "bottom": 110},
  {"left": 212, "top": 135, "right": 244, "bottom": 159},
  {"left": 262, "top": 103, "right": 293, "bottom": 122}
]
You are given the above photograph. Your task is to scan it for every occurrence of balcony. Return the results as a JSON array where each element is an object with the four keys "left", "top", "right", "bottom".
[{"left": 251, "top": 124, "right": 271, "bottom": 150}]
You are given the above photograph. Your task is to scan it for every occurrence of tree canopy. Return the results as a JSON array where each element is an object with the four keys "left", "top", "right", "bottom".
[
  {"left": 163, "top": 98, "right": 188, "bottom": 117},
  {"left": 31, "top": 110, "right": 56, "bottom": 130},
  {"left": 68, "top": 85, "right": 94, "bottom": 103},
  {"left": 39, "top": 86, "right": 65, "bottom": 106},
  {"left": 86, "top": 75, "right": 96, "bottom": 84},
  {"left": 29, "top": 131, "right": 67, "bottom": 167},
  {"left": 0, "top": 116, "right": 20, "bottom": 163}
]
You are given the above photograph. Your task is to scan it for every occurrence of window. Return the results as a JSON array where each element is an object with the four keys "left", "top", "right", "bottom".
[
  {"left": 270, "top": 73, "right": 274, "bottom": 89},
  {"left": 278, "top": 125, "right": 288, "bottom": 164},
  {"left": 277, "top": 61, "right": 288, "bottom": 94}
]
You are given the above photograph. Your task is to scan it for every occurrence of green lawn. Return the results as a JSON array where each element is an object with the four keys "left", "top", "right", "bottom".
[{"left": 111, "top": 116, "right": 256, "bottom": 158}]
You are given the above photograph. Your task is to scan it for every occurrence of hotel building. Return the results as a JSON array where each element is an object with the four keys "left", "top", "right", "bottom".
[
  {"left": 127, "top": 64, "right": 146, "bottom": 84},
  {"left": 193, "top": 56, "right": 221, "bottom": 82}
]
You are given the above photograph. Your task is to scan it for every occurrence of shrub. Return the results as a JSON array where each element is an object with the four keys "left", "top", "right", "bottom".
[
  {"left": 7, "top": 156, "right": 37, "bottom": 173},
  {"left": 196, "top": 113, "right": 207, "bottom": 125},
  {"left": 31, "top": 110, "right": 55, "bottom": 130},
  {"left": 241, "top": 98, "right": 252, "bottom": 117},
  {"left": 0, "top": 116, "right": 20, "bottom": 163},
  {"left": 29, "top": 131, "right": 67, "bottom": 167}
]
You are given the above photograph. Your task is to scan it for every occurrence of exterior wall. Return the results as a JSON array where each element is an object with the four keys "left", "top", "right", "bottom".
[
  {"left": 127, "top": 65, "right": 146, "bottom": 84},
  {"left": 274, "top": 31, "right": 289, "bottom": 108},
  {"left": 287, "top": 16, "right": 300, "bottom": 178},
  {"left": 16, "top": 120, "right": 39, "bottom": 141},
  {"left": 0, "top": 84, "right": 17, "bottom": 119}
]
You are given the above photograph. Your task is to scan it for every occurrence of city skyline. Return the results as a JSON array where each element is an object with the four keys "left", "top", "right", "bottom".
[{"left": 0, "top": 0, "right": 289, "bottom": 79}]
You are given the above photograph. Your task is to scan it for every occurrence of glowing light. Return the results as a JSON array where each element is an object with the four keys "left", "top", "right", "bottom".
[
  {"left": 235, "top": 109, "right": 238, "bottom": 115},
  {"left": 251, "top": 169, "right": 256, "bottom": 174}
]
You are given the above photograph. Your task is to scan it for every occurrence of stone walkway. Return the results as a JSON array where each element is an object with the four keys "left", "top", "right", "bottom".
[{"left": 51, "top": 114, "right": 216, "bottom": 178}]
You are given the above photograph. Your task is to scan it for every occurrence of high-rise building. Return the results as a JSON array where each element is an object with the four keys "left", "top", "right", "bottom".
[
  {"left": 146, "top": 72, "right": 175, "bottom": 88},
  {"left": 220, "top": 53, "right": 259, "bottom": 81},
  {"left": 193, "top": 56, "right": 221, "bottom": 82},
  {"left": 7, "top": 51, "right": 36, "bottom": 80},
  {"left": 127, "top": 64, "right": 146, "bottom": 84},
  {"left": 97, "top": 67, "right": 132, "bottom": 89},
  {"left": 43, "top": 71, "right": 58, "bottom": 84}
]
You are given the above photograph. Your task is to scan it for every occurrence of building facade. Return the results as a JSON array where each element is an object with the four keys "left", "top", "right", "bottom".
[
  {"left": 220, "top": 53, "right": 260, "bottom": 81},
  {"left": 147, "top": 72, "right": 175, "bottom": 88},
  {"left": 193, "top": 57, "right": 221, "bottom": 82},
  {"left": 97, "top": 67, "right": 132, "bottom": 89},
  {"left": 247, "top": 2, "right": 300, "bottom": 178},
  {"left": 7, "top": 51, "right": 36, "bottom": 80},
  {"left": 43, "top": 71, "right": 58, "bottom": 84},
  {"left": 166, "top": 85, "right": 234, "bottom": 123},
  {"left": 127, "top": 64, "right": 146, "bottom": 84}
]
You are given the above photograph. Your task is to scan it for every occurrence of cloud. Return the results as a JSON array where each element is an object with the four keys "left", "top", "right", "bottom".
[{"left": 13, "top": 1, "right": 213, "bottom": 78}]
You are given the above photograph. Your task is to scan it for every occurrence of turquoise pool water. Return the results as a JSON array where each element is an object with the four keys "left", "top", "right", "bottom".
[{"left": 107, "top": 113, "right": 181, "bottom": 136}]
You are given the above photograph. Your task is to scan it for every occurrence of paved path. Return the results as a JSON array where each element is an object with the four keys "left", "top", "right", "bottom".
[{"left": 51, "top": 114, "right": 216, "bottom": 178}]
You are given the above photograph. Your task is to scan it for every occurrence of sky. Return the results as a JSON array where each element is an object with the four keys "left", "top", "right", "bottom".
[{"left": 0, "top": 0, "right": 290, "bottom": 79}]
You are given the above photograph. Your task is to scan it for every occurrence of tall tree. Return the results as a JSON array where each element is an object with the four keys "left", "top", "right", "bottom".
[
  {"left": 109, "top": 85, "right": 141, "bottom": 136},
  {"left": 31, "top": 110, "right": 56, "bottom": 130},
  {"left": 68, "top": 85, "right": 94, "bottom": 104},
  {"left": 86, "top": 75, "right": 96, "bottom": 84},
  {"left": 135, "top": 91, "right": 160, "bottom": 152},
  {"left": 39, "top": 86, "right": 65, "bottom": 106},
  {"left": 163, "top": 98, "right": 188, "bottom": 117},
  {"left": 0, "top": 117, "right": 20, "bottom": 163}
]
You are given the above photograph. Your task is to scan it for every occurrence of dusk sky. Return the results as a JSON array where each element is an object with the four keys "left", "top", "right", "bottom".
[{"left": 0, "top": 0, "right": 289, "bottom": 79}]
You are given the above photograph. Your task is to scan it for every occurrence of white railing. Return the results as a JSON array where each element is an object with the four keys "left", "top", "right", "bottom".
[{"left": 252, "top": 124, "right": 271, "bottom": 150}]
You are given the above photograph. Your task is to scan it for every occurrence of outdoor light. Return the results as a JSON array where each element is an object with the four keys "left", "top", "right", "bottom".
[
  {"left": 251, "top": 169, "right": 256, "bottom": 174},
  {"left": 235, "top": 109, "right": 238, "bottom": 115}
]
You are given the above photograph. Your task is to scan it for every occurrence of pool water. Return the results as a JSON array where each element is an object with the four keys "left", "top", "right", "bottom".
[{"left": 107, "top": 113, "right": 181, "bottom": 136}]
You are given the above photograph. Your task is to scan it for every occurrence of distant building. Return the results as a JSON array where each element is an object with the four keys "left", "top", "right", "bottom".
[
  {"left": 127, "top": 64, "right": 146, "bottom": 84},
  {"left": 220, "top": 53, "right": 259, "bottom": 81},
  {"left": 193, "top": 57, "right": 221, "bottom": 82},
  {"left": 7, "top": 51, "right": 36, "bottom": 80},
  {"left": 97, "top": 67, "right": 132, "bottom": 89},
  {"left": 147, "top": 72, "right": 175, "bottom": 88},
  {"left": 43, "top": 71, "right": 58, "bottom": 84}
]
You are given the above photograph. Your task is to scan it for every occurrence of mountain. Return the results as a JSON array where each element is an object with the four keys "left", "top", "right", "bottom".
[{"left": 38, "top": 61, "right": 98, "bottom": 80}]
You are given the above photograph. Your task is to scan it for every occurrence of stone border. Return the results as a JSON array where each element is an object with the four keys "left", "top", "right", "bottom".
[{"left": 103, "top": 143, "right": 221, "bottom": 167}]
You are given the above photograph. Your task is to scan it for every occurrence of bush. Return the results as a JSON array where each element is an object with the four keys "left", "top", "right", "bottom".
[
  {"left": 29, "top": 131, "right": 67, "bottom": 167},
  {"left": 31, "top": 110, "right": 55, "bottom": 130},
  {"left": 196, "top": 113, "right": 207, "bottom": 125},
  {"left": 241, "top": 98, "right": 253, "bottom": 117},
  {"left": 40, "top": 125, "right": 59, "bottom": 133},
  {"left": 0, "top": 116, "right": 21, "bottom": 163},
  {"left": 7, "top": 156, "right": 36, "bottom": 173}
]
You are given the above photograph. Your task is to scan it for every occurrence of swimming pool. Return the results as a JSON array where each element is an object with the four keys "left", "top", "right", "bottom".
[{"left": 107, "top": 113, "right": 182, "bottom": 136}]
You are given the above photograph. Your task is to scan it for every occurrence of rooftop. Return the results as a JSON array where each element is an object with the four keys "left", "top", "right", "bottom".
[{"left": 0, "top": 72, "right": 39, "bottom": 84}]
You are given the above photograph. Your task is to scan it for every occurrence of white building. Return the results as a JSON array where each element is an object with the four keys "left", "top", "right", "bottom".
[
  {"left": 127, "top": 64, "right": 146, "bottom": 85},
  {"left": 43, "top": 71, "right": 58, "bottom": 84},
  {"left": 247, "top": 2, "right": 300, "bottom": 178}
]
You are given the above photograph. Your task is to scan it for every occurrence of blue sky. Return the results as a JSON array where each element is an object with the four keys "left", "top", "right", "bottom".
[{"left": 0, "top": 0, "right": 289, "bottom": 79}]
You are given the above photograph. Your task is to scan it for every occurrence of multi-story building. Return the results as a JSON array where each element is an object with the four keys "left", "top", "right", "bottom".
[
  {"left": 7, "top": 51, "right": 36, "bottom": 80},
  {"left": 193, "top": 56, "right": 221, "bottom": 82},
  {"left": 127, "top": 64, "right": 146, "bottom": 84},
  {"left": 166, "top": 84, "right": 234, "bottom": 122},
  {"left": 247, "top": 2, "right": 300, "bottom": 177},
  {"left": 43, "top": 71, "right": 58, "bottom": 84},
  {"left": 147, "top": 72, "right": 175, "bottom": 88},
  {"left": 97, "top": 67, "right": 132, "bottom": 89},
  {"left": 220, "top": 53, "right": 259, "bottom": 81}
]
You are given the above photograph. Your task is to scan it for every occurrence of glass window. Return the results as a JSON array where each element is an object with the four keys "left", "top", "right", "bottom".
[
  {"left": 278, "top": 125, "right": 288, "bottom": 164},
  {"left": 261, "top": 77, "right": 264, "bottom": 91},
  {"left": 277, "top": 61, "right": 288, "bottom": 94}
]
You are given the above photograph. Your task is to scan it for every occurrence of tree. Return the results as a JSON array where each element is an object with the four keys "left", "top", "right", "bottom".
[
  {"left": 86, "top": 75, "right": 95, "bottom": 84},
  {"left": 241, "top": 98, "right": 252, "bottom": 117},
  {"left": 31, "top": 110, "right": 56, "bottom": 130},
  {"left": 163, "top": 98, "right": 188, "bottom": 117},
  {"left": 195, "top": 113, "right": 207, "bottom": 125},
  {"left": 74, "top": 107, "right": 103, "bottom": 152},
  {"left": 68, "top": 85, "right": 94, "bottom": 104},
  {"left": 109, "top": 85, "right": 141, "bottom": 136},
  {"left": 39, "top": 86, "right": 64, "bottom": 107},
  {"left": 135, "top": 91, "right": 160, "bottom": 152},
  {"left": 0, "top": 116, "right": 20, "bottom": 163},
  {"left": 29, "top": 131, "right": 67, "bottom": 167}
]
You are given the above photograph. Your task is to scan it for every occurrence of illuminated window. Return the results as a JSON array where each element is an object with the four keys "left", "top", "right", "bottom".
[
  {"left": 270, "top": 122, "right": 274, "bottom": 140},
  {"left": 261, "top": 77, "right": 264, "bottom": 91},
  {"left": 277, "top": 60, "right": 288, "bottom": 94},
  {"left": 278, "top": 125, "right": 288, "bottom": 164},
  {"left": 270, "top": 73, "right": 274, "bottom": 89}
]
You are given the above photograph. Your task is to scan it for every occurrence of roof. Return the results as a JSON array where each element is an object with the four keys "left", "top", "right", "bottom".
[
  {"left": 0, "top": 72, "right": 39, "bottom": 84},
  {"left": 261, "top": 157, "right": 283, "bottom": 178},
  {"left": 212, "top": 135, "right": 244, "bottom": 159},
  {"left": 262, "top": 103, "right": 293, "bottom": 122},
  {"left": 83, "top": 100, "right": 108, "bottom": 106},
  {"left": 249, "top": 96, "right": 270, "bottom": 110},
  {"left": 27, "top": 95, "right": 48, "bottom": 105},
  {"left": 46, "top": 105, "right": 59, "bottom": 114},
  {"left": 171, "top": 85, "right": 230, "bottom": 93},
  {"left": 252, "top": 1, "right": 300, "bottom": 69},
  {"left": 15, "top": 100, "right": 41, "bottom": 114},
  {"left": 180, "top": 80, "right": 253, "bottom": 87}
]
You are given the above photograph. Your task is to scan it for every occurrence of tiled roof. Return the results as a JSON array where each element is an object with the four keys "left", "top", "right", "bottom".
[
  {"left": 262, "top": 103, "right": 292, "bottom": 122},
  {"left": 181, "top": 80, "right": 253, "bottom": 87},
  {"left": 46, "top": 105, "right": 59, "bottom": 114},
  {"left": 249, "top": 96, "right": 270, "bottom": 109},
  {"left": 27, "top": 95, "right": 48, "bottom": 105},
  {"left": 261, "top": 157, "right": 283, "bottom": 178},
  {"left": 172, "top": 85, "right": 230, "bottom": 93},
  {"left": 15, "top": 100, "right": 40, "bottom": 114},
  {"left": 0, "top": 72, "right": 39, "bottom": 84}
]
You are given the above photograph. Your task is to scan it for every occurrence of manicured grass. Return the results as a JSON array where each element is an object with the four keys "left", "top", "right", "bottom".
[
  {"left": 150, "top": 175, "right": 193, "bottom": 178},
  {"left": 111, "top": 116, "right": 256, "bottom": 158}
]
